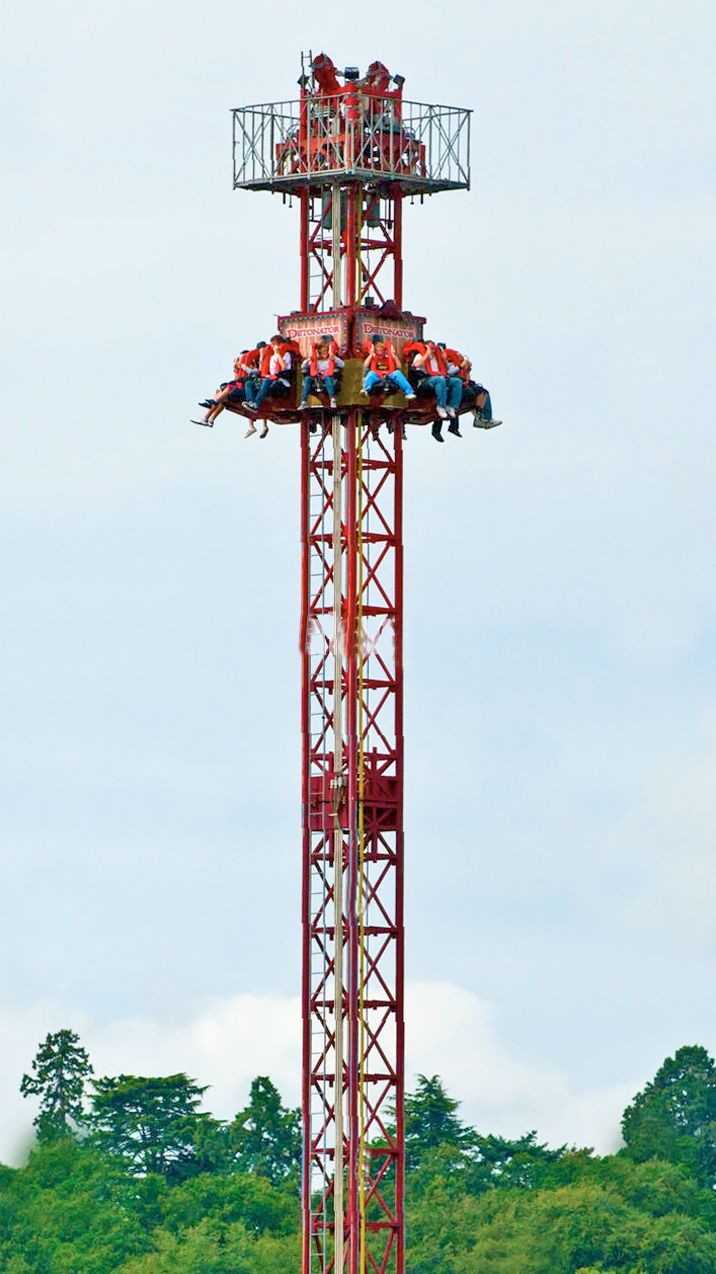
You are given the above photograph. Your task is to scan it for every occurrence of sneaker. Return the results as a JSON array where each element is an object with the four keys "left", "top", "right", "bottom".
[
  {"left": 448, "top": 421, "right": 462, "bottom": 438},
  {"left": 432, "top": 423, "right": 444, "bottom": 443},
  {"left": 299, "top": 400, "right": 310, "bottom": 412},
  {"left": 329, "top": 397, "right": 338, "bottom": 409},
  {"left": 404, "top": 392, "right": 417, "bottom": 402},
  {"left": 436, "top": 406, "right": 448, "bottom": 420},
  {"left": 260, "top": 422, "right": 269, "bottom": 439},
  {"left": 245, "top": 401, "right": 257, "bottom": 411},
  {"left": 199, "top": 400, "right": 215, "bottom": 409},
  {"left": 190, "top": 418, "right": 214, "bottom": 427},
  {"left": 447, "top": 407, "right": 457, "bottom": 418},
  {"left": 245, "top": 424, "right": 257, "bottom": 438},
  {"left": 359, "top": 388, "right": 369, "bottom": 398},
  {"left": 473, "top": 414, "right": 503, "bottom": 429}
]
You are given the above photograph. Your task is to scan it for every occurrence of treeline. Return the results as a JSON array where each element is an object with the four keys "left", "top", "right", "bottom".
[{"left": 3, "top": 1031, "right": 716, "bottom": 1271}]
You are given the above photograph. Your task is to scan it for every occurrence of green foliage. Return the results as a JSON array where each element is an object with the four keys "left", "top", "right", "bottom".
[
  {"left": 229, "top": 1076, "right": 301, "bottom": 1188},
  {"left": 158, "top": 1171, "right": 300, "bottom": 1237},
  {"left": 118, "top": 1221, "right": 301, "bottom": 1274},
  {"left": 90, "top": 1073, "right": 227, "bottom": 1181},
  {"left": 0, "top": 1140, "right": 300, "bottom": 1274},
  {"left": 465, "top": 1131, "right": 567, "bottom": 1194},
  {"left": 405, "top": 1159, "right": 716, "bottom": 1274},
  {"left": 19, "top": 1029, "right": 93, "bottom": 1143},
  {"left": 404, "top": 1073, "right": 567, "bottom": 1196},
  {"left": 0, "top": 1138, "right": 148, "bottom": 1272},
  {"left": 405, "top": 1074, "right": 474, "bottom": 1168},
  {"left": 621, "top": 1044, "right": 716, "bottom": 1188},
  {"left": 7, "top": 1040, "right": 716, "bottom": 1273}
]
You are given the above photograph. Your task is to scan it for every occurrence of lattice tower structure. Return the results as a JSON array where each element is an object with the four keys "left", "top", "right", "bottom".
[{"left": 231, "top": 54, "right": 471, "bottom": 1274}]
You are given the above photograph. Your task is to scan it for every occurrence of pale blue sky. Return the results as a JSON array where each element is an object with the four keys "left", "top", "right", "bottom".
[{"left": 2, "top": 0, "right": 716, "bottom": 1157}]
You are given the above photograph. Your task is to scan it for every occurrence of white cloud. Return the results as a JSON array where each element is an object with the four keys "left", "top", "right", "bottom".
[{"left": 405, "top": 981, "right": 630, "bottom": 1153}]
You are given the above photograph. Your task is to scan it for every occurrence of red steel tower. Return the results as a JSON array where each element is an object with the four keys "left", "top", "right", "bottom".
[{"left": 226, "top": 53, "right": 473, "bottom": 1274}]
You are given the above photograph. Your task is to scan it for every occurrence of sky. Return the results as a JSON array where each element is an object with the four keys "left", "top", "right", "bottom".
[{"left": 2, "top": 0, "right": 716, "bottom": 1164}]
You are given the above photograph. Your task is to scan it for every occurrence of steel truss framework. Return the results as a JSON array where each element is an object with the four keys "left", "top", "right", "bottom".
[
  {"left": 300, "top": 186, "right": 403, "bottom": 314},
  {"left": 301, "top": 410, "right": 404, "bottom": 1274}
]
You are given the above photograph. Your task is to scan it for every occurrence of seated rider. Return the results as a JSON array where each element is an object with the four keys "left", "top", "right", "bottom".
[
  {"left": 470, "top": 382, "right": 502, "bottom": 429},
  {"left": 300, "top": 341, "right": 345, "bottom": 411},
  {"left": 442, "top": 344, "right": 502, "bottom": 429},
  {"left": 245, "top": 336, "right": 294, "bottom": 439},
  {"left": 412, "top": 340, "right": 462, "bottom": 442},
  {"left": 191, "top": 352, "right": 252, "bottom": 427},
  {"left": 241, "top": 342, "right": 265, "bottom": 403},
  {"left": 361, "top": 339, "right": 416, "bottom": 402}
]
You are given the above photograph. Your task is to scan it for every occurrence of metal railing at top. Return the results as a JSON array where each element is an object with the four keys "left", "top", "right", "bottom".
[{"left": 232, "top": 95, "right": 471, "bottom": 194}]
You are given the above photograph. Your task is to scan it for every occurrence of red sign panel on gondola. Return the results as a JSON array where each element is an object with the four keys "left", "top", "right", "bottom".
[{"left": 279, "top": 310, "right": 349, "bottom": 356}]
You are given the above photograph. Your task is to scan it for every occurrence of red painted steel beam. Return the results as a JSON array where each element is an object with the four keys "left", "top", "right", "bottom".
[{"left": 302, "top": 410, "right": 404, "bottom": 1274}]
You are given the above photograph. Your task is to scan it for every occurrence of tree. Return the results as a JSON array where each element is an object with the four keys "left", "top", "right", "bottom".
[
  {"left": 405, "top": 1156, "right": 716, "bottom": 1274},
  {"left": 0, "top": 1137, "right": 148, "bottom": 1272},
  {"left": 230, "top": 1077, "right": 301, "bottom": 1187},
  {"left": 621, "top": 1045, "right": 716, "bottom": 1188},
  {"left": 404, "top": 1074, "right": 473, "bottom": 1169},
  {"left": 466, "top": 1131, "right": 566, "bottom": 1193},
  {"left": 89, "top": 1073, "right": 227, "bottom": 1181},
  {"left": 20, "top": 1029, "right": 93, "bottom": 1142}
]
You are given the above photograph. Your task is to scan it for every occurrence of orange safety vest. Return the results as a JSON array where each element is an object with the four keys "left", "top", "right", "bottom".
[
  {"left": 368, "top": 342, "right": 396, "bottom": 374},
  {"left": 420, "top": 345, "right": 447, "bottom": 377},
  {"left": 444, "top": 348, "right": 470, "bottom": 380},
  {"left": 402, "top": 340, "right": 426, "bottom": 369},
  {"left": 260, "top": 345, "right": 286, "bottom": 378},
  {"left": 309, "top": 340, "right": 338, "bottom": 377}
]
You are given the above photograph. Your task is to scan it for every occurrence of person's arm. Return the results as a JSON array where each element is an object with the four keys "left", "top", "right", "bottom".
[
  {"left": 413, "top": 352, "right": 427, "bottom": 371},
  {"left": 385, "top": 342, "right": 402, "bottom": 370},
  {"left": 301, "top": 359, "right": 310, "bottom": 373},
  {"left": 363, "top": 353, "right": 373, "bottom": 370},
  {"left": 282, "top": 352, "right": 292, "bottom": 370},
  {"left": 333, "top": 356, "right": 345, "bottom": 370}
]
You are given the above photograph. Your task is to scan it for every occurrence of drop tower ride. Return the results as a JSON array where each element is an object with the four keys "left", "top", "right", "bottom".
[{"left": 229, "top": 53, "right": 473, "bottom": 1274}]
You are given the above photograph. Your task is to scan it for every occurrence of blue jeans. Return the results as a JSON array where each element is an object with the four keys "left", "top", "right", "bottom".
[
  {"left": 472, "top": 384, "right": 493, "bottom": 420},
  {"left": 422, "top": 375, "right": 448, "bottom": 408},
  {"left": 446, "top": 376, "right": 463, "bottom": 410},
  {"left": 301, "top": 374, "right": 339, "bottom": 403},
  {"left": 364, "top": 370, "right": 413, "bottom": 397},
  {"left": 252, "top": 377, "right": 288, "bottom": 410}
]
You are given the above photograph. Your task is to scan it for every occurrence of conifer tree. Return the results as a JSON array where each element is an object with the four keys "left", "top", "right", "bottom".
[
  {"left": 230, "top": 1076, "right": 301, "bottom": 1186},
  {"left": 20, "top": 1028, "right": 93, "bottom": 1142}
]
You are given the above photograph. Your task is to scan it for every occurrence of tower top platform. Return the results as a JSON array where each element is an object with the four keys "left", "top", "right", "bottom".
[{"left": 232, "top": 78, "right": 470, "bottom": 196}]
